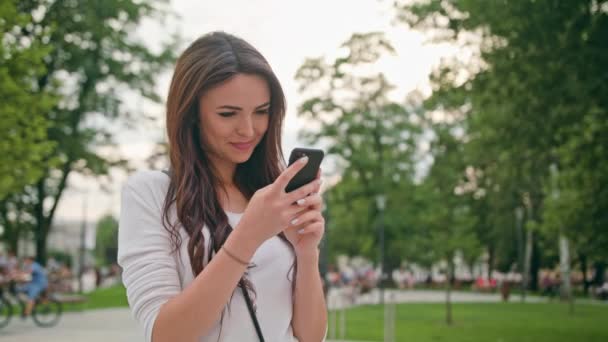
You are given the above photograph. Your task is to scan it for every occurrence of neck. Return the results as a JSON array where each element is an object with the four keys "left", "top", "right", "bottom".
[{"left": 208, "top": 154, "right": 237, "bottom": 187}]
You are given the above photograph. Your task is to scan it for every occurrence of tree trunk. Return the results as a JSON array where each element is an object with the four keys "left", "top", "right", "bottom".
[
  {"left": 523, "top": 229, "right": 533, "bottom": 297},
  {"left": 559, "top": 235, "right": 574, "bottom": 314},
  {"left": 1, "top": 223, "right": 19, "bottom": 255},
  {"left": 35, "top": 228, "right": 48, "bottom": 266},
  {"left": 32, "top": 163, "right": 71, "bottom": 266},
  {"left": 0, "top": 222, "right": 20, "bottom": 255},
  {"left": 580, "top": 254, "right": 589, "bottom": 296},
  {"left": 487, "top": 244, "right": 495, "bottom": 280},
  {"left": 8, "top": 229, "right": 20, "bottom": 255},
  {"left": 446, "top": 259, "right": 453, "bottom": 325},
  {"left": 515, "top": 207, "right": 525, "bottom": 302},
  {"left": 530, "top": 235, "right": 540, "bottom": 292},
  {"left": 34, "top": 179, "right": 48, "bottom": 265},
  {"left": 592, "top": 261, "right": 605, "bottom": 286}
]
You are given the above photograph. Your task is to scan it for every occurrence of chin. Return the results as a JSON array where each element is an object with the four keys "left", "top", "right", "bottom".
[{"left": 232, "top": 153, "right": 254, "bottom": 164}]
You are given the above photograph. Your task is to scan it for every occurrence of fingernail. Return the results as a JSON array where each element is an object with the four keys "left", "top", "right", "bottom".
[
  {"left": 300, "top": 156, "right": 309, "bottom": 164},
  {"left": 297, "top": 228, "right": 305, "bottom": 234},
  {"left": 291, "top": 218, "right": 299, "bottom": 225},
  {"left": 297, "top": 198, "right": 306, "bottom": 205}
]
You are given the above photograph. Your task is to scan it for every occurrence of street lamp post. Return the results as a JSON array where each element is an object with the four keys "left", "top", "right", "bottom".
[
  {"left": 515, "top": 206, "right": 524, "bottom": 302},
  {"left": 79, "top": 193, "right": 88, "bottom": 293},
  {"left": 376, "top": 194, "right": 386, "bottom": 305}
]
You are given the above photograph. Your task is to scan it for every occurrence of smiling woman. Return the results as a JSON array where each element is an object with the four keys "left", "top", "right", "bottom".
[
  {"left": 117, "top": 31, "right": 328, "bottom": 342},
  {"left": 199, "top": 74, "right": 271, "bottom": 178}
]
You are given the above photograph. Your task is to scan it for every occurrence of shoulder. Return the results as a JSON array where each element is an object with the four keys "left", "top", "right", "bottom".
[
  {"left": 124, "top": 169, "right": 170, "bottom": 192},
  {"left": 123, "top": 170, "right": 170, "bottom": 198},
  {"left": 122, "top": 170, "right": 171, "bottom": 210}
]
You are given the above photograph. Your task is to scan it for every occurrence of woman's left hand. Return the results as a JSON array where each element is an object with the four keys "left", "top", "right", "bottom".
[{"left": 283, "top": 171, "right": 325, "bottom": 258}]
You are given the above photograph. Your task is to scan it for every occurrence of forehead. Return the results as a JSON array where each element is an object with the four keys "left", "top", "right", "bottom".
[{"left": 200, "top": 73, "right": 270, "bottom": 109}]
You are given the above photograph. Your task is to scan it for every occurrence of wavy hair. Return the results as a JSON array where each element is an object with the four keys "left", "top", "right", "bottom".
[{"left": 162, "top": 31, "right": 294, "bottom": 296}]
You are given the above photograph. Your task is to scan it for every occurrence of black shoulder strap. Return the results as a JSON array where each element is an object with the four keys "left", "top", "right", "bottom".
[
  {"left": 160, "top": 170, "right": 264, "bottom": 341},
  {"left": 240, "top": 280, "right": 265, "bottom": 341}
]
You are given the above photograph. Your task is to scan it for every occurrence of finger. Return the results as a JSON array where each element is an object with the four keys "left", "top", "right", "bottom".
[
  {"left": 286, "top": 206, "right": 309, "bottom": 221},
  {"left": 293, "top": 193, "right": 322, "bottom": 208},
  {"left": 275, "top": 156, "right": 309, "bottom": 191},
  {"left": 313, "top": 177, "right": 322, "bottom": 194},
  {"left": 308, "top": 199, "right": 322, "bottom": 211},
  {"left": 289, "top": 209, "right": 323, "bottom": 227},
  {"left": 287, "top": 195, "right": 322, "bottom": 219},
  {"left": 286, "top": 178, "right": 322, "bottom": 203},
  {"left": 286, "top": 220, "right": 323, "bottom": 235},
  {"left": 296, "top": 221, "right": 325, "bottom": 235}
]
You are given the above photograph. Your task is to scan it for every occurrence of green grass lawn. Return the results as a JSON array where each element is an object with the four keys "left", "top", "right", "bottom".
[
  {"left": 330, "top": 302, "right": 608, "bottom": 342},
  {"left": 62, "top": 284, "right": 128, "bottom": 312},
  {"left": 83, "top": 283, "right": 129, "bottom": 309},
  {"left": 58, "top": 286, "right": 608, "bottom": 342}
]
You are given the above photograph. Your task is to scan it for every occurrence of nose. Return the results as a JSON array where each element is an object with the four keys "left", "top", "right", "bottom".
[{"left": 236, "top": 114, "right": 255, "bottom": 138}]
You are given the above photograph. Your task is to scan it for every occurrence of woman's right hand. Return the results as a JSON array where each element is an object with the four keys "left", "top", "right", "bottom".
[{"left": 236, "top": 155, "right": 322, "bottom": 247}]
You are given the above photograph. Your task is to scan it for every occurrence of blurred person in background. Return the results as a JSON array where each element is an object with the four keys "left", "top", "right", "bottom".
[
  {"left": 597, "top": 281, "right": 608, "bottom": 301},
  {"left": 393, "top": 266, "right": 408, "bottom": 289},
  {"left": 4, "top": 250, "right": 18, "bottom": 276},
  {"left": 326, "top": 264, "right": 341, "bottom": 288},
  {"left": 0, "top": 251, "right": 6, "bottom": 268},
  {"left": 15, "top": 255, "right": 49, "bottom": 317},
  {"left": 0, "top": 252, "right": 7, "bottom": 284}
]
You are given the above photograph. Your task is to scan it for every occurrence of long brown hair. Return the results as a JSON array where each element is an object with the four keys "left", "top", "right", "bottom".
[{"left": 162, "top": 32, "right": 292, "bottom": 290}]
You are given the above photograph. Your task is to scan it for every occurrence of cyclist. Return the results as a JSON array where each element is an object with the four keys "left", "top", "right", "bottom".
[{"left": 16, "top": 256, "right": 49, "bottom": 317}]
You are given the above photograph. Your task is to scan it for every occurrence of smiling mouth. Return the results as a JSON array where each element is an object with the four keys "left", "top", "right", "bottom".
[{"left": 230, "top": 141, "right": 255, "bottom": 150}]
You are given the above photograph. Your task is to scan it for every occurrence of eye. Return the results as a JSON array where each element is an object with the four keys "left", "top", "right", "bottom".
[
  {"left": 218, "top": 112, "right": 236, "bottom": 117},
  {"left": 255, "top": 108, "right": 270, "bottom": 115}
]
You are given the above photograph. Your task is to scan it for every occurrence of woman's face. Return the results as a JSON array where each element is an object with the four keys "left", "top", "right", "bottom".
[{"left": 198, "top": 73, "right": 271, "bottom": 168}]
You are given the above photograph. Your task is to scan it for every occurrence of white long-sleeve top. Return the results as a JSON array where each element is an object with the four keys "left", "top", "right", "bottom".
[{"left": 117, "top": 170, "right": 298, "bottom": 342}]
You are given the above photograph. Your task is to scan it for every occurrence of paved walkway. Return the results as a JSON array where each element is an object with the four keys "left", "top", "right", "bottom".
[
  {"left": 0, "top": 308, "right": 360, "bottom": 342},
  {"left": 0, "top": 308, "right": 140, "bottom": 342},
  {"left": 1, "top": 290, "right": 600, "bottom": 341}
]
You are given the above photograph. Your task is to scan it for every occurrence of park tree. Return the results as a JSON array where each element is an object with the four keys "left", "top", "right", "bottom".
[
  {"left": 1, "top": 0, "right": 178, "bottom": 263},
  {"left": 295, "top": 32, "right": 423, "bottom": 273},
  {"left": 95, "top": 214, "right": 118, "bottom": 266},
  {"left": 415, "top": 121, "right": 479, "bottom": 325},
  {"left": 394, "top": 0, "right": 608, "bottom": 298},
  {"left": 0, "top": 0, "right": 56, "bottom": 201}
]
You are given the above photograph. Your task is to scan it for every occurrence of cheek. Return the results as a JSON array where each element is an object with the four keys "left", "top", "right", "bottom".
[
  {"left": 255, "top": 116, "right": 270, "bottom": 134},
  {"left": 200, "top": 123, "right": 228, "bottom": 153},
  {"left": 202, "top": 117, "right": 230, "bottom": 139}
]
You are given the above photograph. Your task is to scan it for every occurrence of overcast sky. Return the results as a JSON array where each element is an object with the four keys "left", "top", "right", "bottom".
[{"left": 54, "top": 0, "right": 457, "bottom": 225}]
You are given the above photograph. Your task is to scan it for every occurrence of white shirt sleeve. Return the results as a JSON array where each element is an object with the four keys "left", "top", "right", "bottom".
[{"left": 117, "top": 173, "right": 181, "bottom": 342}]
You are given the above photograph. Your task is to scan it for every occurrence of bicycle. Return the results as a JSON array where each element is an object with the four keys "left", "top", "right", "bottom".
[{"left": 0, "top": 280, "right": 62, "bottom": 329}]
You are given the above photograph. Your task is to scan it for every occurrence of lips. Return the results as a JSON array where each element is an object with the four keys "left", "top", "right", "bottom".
[{"left": 230, "top": 141, "right": 255, "bottom": 151}]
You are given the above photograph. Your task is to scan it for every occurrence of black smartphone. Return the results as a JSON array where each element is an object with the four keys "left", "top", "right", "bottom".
[{"left": 285, "top": 148, "right": 325, "bottom": 193}]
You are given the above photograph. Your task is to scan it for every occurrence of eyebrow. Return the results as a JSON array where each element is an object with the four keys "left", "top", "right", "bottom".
[{"left": 216, "top": 102, "right": 270, "bottom": 111}]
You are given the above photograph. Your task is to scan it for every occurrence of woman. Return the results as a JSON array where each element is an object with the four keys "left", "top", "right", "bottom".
[{"left": 117, "top": 31, "right": 327, "bottom": 342}]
